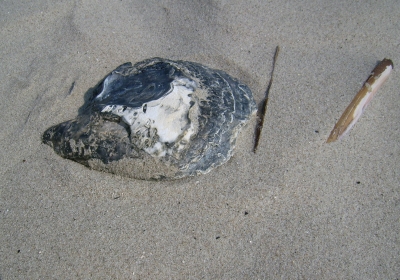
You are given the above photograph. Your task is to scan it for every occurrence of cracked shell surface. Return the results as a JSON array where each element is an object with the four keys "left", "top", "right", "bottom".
[{"left": 43, "top": 58, "right": 257, "bottom": 180}]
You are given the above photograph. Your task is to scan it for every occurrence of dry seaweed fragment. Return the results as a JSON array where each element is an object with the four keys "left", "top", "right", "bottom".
[
  {"left": 327, "top": 58, "right": 393, "bottom": 143},
  {"left": 253, "top": 46, "right": 280, "bottom": 153}
]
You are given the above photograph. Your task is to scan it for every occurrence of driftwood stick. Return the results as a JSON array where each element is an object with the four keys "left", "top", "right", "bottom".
[{"left": 253, "top": 46, "right": 280, "bottom": 153}]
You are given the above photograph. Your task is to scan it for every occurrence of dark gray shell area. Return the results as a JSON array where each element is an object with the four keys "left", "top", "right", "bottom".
[{"left": 43, "top": 58, "right": 256, "bottom": 180}]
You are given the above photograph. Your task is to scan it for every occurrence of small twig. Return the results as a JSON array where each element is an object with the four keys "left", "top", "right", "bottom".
[
  {"left": 67, "top": 81, "right": 76, "bottom": 96},
  {"left": 253, "top": 46, "right": 280, "bottom": 153}
]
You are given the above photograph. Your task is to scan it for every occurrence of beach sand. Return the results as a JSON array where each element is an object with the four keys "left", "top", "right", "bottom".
[{"left": 1, "top": 0, "right": 399, "bottom": 278}]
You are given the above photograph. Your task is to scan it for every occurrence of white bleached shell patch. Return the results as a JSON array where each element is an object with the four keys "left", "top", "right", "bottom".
[{"left": 100, "top": 77, "right": 197, "bottom": 157}]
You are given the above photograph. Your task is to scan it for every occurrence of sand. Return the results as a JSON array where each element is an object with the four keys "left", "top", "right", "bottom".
[{"left": 1, "top": 0, "right": 399, "bottom": 278}]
